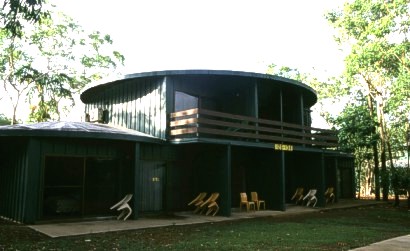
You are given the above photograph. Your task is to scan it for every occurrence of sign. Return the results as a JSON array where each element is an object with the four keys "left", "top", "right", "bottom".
[{"left": 274, "top": 144, "right": 293, "bottom": 151}]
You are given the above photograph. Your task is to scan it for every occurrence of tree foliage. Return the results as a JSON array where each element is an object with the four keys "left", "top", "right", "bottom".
[
  {"left": 327, "top": 0, "right": 410, "bottom": 202},
  {"left": 1, "top": 0, "right": 49, "bottom": 38},
  {"left": 0, "top": 3, "right": 125, "bottom": 123}
]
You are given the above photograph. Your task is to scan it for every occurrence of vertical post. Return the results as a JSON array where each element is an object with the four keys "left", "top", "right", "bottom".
[
  {"left": 335, "top": 157, "right": 339, "bottom": 202},
  {"left": 279, "top": 88, "right": 284, "bottom": 140},
  {"left": 279, "top": 151, "right": 286, "bottom": 211},
  {"left": 300, "top": 93, "right": 304, "bottom": 126},
  {"left": 300, "top": 94, "right": 305, "bottom": 145},
  {"left": 279, "top": 89, "right": 283, "bottom": 122},
  {"left": 133, "top": 142, "right": 141, "bottom": 219},
  {"left": 254, "top": 80, "right": 259, "bottom": 141},
  {"left": 318, "top": 152, "right": 326, "bottom": 207},
  {"left": 254, "top": 79, "right": 259, "bottom": 118},
  {"left": 220, "top": 144, "right": 232, "bottom": 216},
  {"left": 25, "top": 138, "right": 41, "bottom": 223}
]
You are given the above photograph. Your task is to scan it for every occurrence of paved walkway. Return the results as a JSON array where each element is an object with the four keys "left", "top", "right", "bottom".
[
  {"left": 29, "top": 200, "right": 409, "bottom": 250},
  {"left": 30, "top": 205, "right": 318, "bottom": 238},
  {"left": 349, "top": 235, "right": 410, "bottom": 251}
]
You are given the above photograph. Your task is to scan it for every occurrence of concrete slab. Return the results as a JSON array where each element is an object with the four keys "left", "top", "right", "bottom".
[
  {"left": 349, "top": 235, "right": 410, "bottom": 251},
  {"left": 29, "top": 199, "right": 383, "bottom": 238},
  {"left": 30, "top": 205, "right": 320, "bottom": 238}
]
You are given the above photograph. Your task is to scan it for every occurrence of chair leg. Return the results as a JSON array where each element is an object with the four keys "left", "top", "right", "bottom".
[
  {"left": 123, "top": 208, "right": 132, "bottom": 221},
  {"left": 212, "top": 206, "right": 219, "bottom": 216}
]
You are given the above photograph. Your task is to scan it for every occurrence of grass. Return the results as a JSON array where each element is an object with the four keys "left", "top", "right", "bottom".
[{"left": 1, "top": 203, "right": 409, "bottom": 250}]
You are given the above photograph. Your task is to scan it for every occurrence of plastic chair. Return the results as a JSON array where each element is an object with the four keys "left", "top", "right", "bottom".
[
  {"left": 291, "top": 187, "right": 304, "bottom": 205},
  {"left": 196, "top": 192, "right": 220, "bottom": 216},
  {"left": 251, "top": 192, "right": 266, "bottom": 210},
  {"left": 325, "top": 187, "right": 335, "bottom": 204},
  {"left": 303, "top": 189, "right": 317, "bottom": 207},
  {"left": 110, "top": 194, "right": 133, "bottom": 220},
  {"left": 188, "top": 192, "right": 207, "bottom": 207},
  {"left": 239, "top": 192, "right": 255, "bottom": 212}
]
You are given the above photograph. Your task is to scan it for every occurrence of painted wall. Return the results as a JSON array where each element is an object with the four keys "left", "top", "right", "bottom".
[
  {"left": 0, "top": 137, "right": 134, "bottom": 223},
  {"left": 85, "top": 77, "right": 167, "bottom": 139}
]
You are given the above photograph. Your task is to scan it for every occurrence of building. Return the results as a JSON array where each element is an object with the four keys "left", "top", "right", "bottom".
[{"left": 0, "top": 70, "right": 354, "bottom": 223}]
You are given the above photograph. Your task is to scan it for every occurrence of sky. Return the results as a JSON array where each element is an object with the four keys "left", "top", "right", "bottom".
[
  {"left": 56, "top": 0, "right": 346, "bottom": 78},
  {"left": 3, "top": 0, "right": 348, "bottom": 126}
]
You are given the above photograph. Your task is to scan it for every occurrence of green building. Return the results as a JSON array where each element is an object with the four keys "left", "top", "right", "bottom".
[{"left": 0, "top": 70, "right": 354, "bottom": 223}]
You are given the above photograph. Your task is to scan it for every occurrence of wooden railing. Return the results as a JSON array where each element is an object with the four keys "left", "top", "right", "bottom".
[{"left": 169, "top": 108, "right": 338, "bottom": 148}]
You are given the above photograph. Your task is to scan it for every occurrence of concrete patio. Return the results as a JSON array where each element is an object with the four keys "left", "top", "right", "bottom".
[{"left": 29, "top": 199, "right": 382, "bottom": 238}]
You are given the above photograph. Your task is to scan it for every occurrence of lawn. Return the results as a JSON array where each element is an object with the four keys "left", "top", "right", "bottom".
[{"left": 1, "top": 203, "right": 409, "bottom": 250}]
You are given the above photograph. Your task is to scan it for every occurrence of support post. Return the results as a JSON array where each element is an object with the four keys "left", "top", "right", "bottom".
[{"left": 133, "top": 142, "right": 141, "bottom": 219}]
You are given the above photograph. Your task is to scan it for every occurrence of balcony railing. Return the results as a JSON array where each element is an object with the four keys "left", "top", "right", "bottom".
[{"left": 170, "top": 108, "right": 338, "bottom": 148}]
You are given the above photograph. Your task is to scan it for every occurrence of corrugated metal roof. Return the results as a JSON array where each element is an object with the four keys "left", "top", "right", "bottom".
[
  {"left": 80, "top": 69, "right": 317, "bottom": 105},
  {"left": 0, "top": 121, "right": 163, "bottom": 143}
]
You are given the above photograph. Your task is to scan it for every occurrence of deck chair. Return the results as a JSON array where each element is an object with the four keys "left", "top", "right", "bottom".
[
  {"left": 239, "top": 192, "right": 255, "bottom": 212},
  {"left": 110, "top": 194, "right": 133, "bottom": 220},
  {"left": 325, "top": 187, "right": 335, "bottom": 204},
  {"left": 188, "top": 192, "right": 207, "bottom": 207},
  {"left": 251, "top": 192, "right": 266, "bottom": 210},
  {"left": 205, "top": 195, "right": 220, "bottom": 216},
  {"left": 291, "top": 187, "right": 304, "bottom": 205},
  {"left": 303, "top": 189, "right": 317, "bottom": 207},
  {"left": 197, "top": 192, "right": 220, "bottom": 216},
  {"left": 193, "top": 193, "right": 211, "bottom": 214}
]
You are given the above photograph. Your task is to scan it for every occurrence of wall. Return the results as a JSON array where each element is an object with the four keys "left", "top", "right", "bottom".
[
  {"left": 0, "top": 137, "right": 134, "bottom": 223},
  {"left": 85, "top": 77, "right": 167, "bottom": 139}
]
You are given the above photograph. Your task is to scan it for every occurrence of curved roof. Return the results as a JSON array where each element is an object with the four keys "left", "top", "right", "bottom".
[
  {"left": 81, "top": 69, "right": 317, "bottom": 104},
  {"left": 0, "top": 121, "right": 163, "bottom": 143}
]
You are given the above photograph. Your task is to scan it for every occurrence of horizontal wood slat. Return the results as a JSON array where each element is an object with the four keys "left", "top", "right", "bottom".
[{"left": 169, "top": 108, "right": 338, "bottom": 148}]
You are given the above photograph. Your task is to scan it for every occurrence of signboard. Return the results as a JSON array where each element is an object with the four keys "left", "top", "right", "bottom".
[{"left": 274, "top": 144, "right": 293, "bottom": 151}]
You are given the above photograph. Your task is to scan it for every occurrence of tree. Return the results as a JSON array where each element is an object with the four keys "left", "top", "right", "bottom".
[
  {"left": 327, "top": 0, "right": 410, "bottom": 201},
  {"left": 330, "top": 92, "right": 379, "bottom": 198},
  {"left": 0, "top": 4, "right": 125, "bottom": 123},
  {"left": 0, "top": 114, "right": 12, "bottom": 125},
  {"left": 1, "top": 0, "right": 49, "bottom": 38}
]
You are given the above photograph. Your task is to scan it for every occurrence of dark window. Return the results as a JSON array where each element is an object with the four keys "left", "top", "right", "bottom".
[{"left": 175, "top": 91, "right": 198, "bottom": 112}]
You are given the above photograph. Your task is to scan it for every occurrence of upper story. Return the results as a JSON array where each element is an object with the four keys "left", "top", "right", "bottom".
[{"left": 80, "top": 70, "right": 338, "bottom": 149}]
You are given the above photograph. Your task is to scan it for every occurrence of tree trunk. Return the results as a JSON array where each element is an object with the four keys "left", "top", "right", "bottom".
[
  {"left": 387, "top": 135, "right": 399, "bottom": 206},
  {"left": 381, "top": 145, "right": 388, "bottom": 201},
  {"left": 367, "top": 94, "right": 380, "bottom": 200},
  {"left": 376, "top": 96, "right": 389, "bottom": 201}
]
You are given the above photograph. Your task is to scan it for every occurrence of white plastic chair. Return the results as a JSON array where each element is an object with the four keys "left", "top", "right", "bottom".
[
  {"left": 303, "top": 189, "right": 317, "bottom": 207},
  {"left": 110, "top": 194, "right": 133, "bottom": 220}
]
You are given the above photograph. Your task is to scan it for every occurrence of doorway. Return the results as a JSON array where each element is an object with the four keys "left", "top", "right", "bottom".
[
  {"left": 139, "top": 161, "right": 165, "bottom": 212},
  {"left": 42, "top": 156, "right": 119, "bottom": 219}
]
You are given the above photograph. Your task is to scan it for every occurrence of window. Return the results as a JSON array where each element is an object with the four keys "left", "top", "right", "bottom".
[{"left": 175, "top": 91, "right": 198, "bottom": 112}]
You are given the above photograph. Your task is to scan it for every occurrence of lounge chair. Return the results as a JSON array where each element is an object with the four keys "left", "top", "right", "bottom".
[
  {"left": 196, "top": 192, "right": 220, "bottom": 216},
  {"left": 325, "top": 187, "right": 335, "bottom": 204},
  {"left": 291, "top": 187, "right": 304, "bottom": 205},
  {"left": 303, "top": 189, "right": 317, "bottom": 207},
  {"left": 188, "top": 192, "right": 207, "bottom": 207},
  {"left": 110, "top": 194, "right": 133, "bottom": 220},
  {"left": 206, "top": 198, "right": 220, "bottom": 216},
  {"left": 251, "top": 192, "right": 265, "bottom": 210},
  {"left": 239, "top": 192, "right": 255, "bottom": 212}
]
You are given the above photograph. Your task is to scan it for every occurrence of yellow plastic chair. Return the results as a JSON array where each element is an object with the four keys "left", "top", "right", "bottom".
[
  {"left": 251, "top": 192, "right": 266, "bottom": 210},
  {"left": 291, "top": 187, "right": 304, "bottom": 205},
  {"left": 325, "top": 187, "right": 335, "bottom": 204},
  {"left": 196, "top": 192, "right": 220, "bottom": 216},
  {"left": 239, "top": 192, "right": 255, "bottom": 212},
  {"left": 188, "top": 192, "right": 207, "bottom": 207}
]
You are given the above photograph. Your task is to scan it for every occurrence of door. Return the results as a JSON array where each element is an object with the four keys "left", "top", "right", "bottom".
[{"left": 139, "top": 161, "right": 165, "bottom": 211}]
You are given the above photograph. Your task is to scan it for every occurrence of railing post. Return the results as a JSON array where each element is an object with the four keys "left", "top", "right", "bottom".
[{"left": 196, "top": 108, "right": 199, "bottom": 137}]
